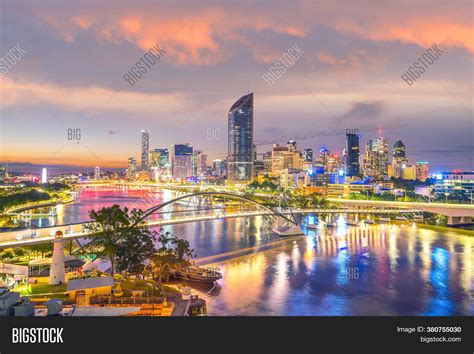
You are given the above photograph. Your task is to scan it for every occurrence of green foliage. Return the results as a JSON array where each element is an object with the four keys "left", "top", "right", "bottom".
[
  {"left": 0, "top": 190, "right": 50, "bottom": 212},
  {"left": 80, "top": 205, "right": 157, "bottom": 277}
]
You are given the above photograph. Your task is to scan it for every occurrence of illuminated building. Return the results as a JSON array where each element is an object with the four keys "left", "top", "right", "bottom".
[
  {"left": 212, "top": 159, "right": 227, "bottom": 177},
  {"left": 41, "top": 168, "right": 47, "bottom": 183},
  {"left": 363, "top": 137, "right": 389, "bottom": 178},
  {"left": 415, "top": 161, "right": 430, "bottom": 181},
  {"left": 0, "top": 164, "right": 8, "bottom": 178},
  {"left": 319, "top": 147, "right": 329, "bottom": 170},
  {"left": 302, "top": 148, "right": 313, "bottom": 163},
  {"left": 141, "top": 130, "right": 150, "bottom": 171},
  {"left": 227, "top": 93, "right": 254, "bottom": 181},
  {"left": 263, "top": 151, "right": 272, "bottom": 173},
  {"left": 392, "top": 140, "right": 408, "bottom": 178},
  {"left": 280, "top": 168, "right": 308, "bottom": 189},
  {"left": 345, "top": 129, "right": 360, "bottom": 177},
  {"left": 94, "top": 166, "right": 100, "bottom": 180},
  {"left": 326, "top": 154, "right": 341, "bottom": 173},
  {"left": 401, "top": 165, "right": 417, "bottom": 180},
  {"left": 287, "top": 140, "right": 297, "bottom": 152},
  {"left": 127, "top": 157, "right": 137, "bottom": 178},
  {"left": 271, "top": 143, "right": 301, "bottom": 177},
  {"left": 171, "top": 143, "right": 193, "bottom": 179},
  {"left": 433, "top": 171, "right": 474, "bottom": 200},
  {"left": 193, "top": 150, "right": 207, "bottom": 177}
]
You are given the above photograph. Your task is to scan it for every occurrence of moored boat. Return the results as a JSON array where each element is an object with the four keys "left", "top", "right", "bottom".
[{"left": 174, "top": 266, "right": 222, "bottom": 283}]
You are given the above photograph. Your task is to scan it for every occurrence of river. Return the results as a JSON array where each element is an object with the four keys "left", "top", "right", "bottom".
[{"left": 29, "top": 186, "right": 474, "bottom": 316}]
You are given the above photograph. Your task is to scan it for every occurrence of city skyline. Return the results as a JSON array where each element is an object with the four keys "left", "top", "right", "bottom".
[{"left": 0, "top": 0, "right": 472, "bottom": 171}]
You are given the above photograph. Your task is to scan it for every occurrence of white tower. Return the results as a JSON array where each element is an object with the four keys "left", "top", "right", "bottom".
[
  {"left": 49, "top": 231, "right": 66, "bottom": 285},
  {"left": 41, "top": 168, "right": 47, "bottom": 183}
]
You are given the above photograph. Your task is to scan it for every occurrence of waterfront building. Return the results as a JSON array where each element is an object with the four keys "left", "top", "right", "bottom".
[
  {"left": 227, "top": 93, "right": 254, "bottom": 181},
  {"left": 345, "top": 129, "right": 360, "bottom": 177},
  {"left": 141, "top": 130, "right": 150, "bottom": 171},
  {"left": 94, "top": 166, "right": 100, "bottom": 180},
  {"left": 171, "top": 143, "right": 194, "bottom": 179},
  {"left": 433, "top": 171, "right": 474, "bottom": 200},
  {"left": 363, "top": 137, "right": 389, "bottom": 178},
  {"left": 262, "top": 151, "right": 272, "bottom": 173},
  {"left": 415, "top": 161, "right": 430, "bottom": 181},
  {"left": 280, "top": 168, "right": 308, "bottom": 189},
  {"left": 150, "top": 148, "right": 171, "bottom": 180}
]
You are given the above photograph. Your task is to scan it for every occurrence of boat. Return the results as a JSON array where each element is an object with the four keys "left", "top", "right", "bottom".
[
  {"left": 396, "top": 216, "right": 407, "bottom": 221},
  {"left": 326, "top": 221, "right": 338, "bottom": 227},
  {"left": 306, "top": 223, "right": 318, "bottom": 230},
  {"left": 175, "top": 266, "right": 222, "bottom": 283},
  {"left": 346, "top": 220, "right": 358, "bottom": 226},
  {"left": 379, "top": 217, "right": 391, "bottom": 223},
  {"left": 362, "top": 219, "right": 374, "bottom": 224},
  {"left": 272, "top": 225, "right": 304, "bottom": 236}
]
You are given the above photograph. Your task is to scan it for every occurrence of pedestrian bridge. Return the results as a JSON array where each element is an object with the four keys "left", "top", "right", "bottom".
[{"left": 0, "top": 192, "right": 423, "bottom": 248}]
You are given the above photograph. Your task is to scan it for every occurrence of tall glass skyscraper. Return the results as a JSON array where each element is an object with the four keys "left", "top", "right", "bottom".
[
  {"left": 141, "top": 130, "right": 150, "bottom": 171},
  {"left": 345, "top": 129, "right": 360, "bottom": 177},
  {"left": 228, "top": 93, "right": 254, "bottom": 181},
  {"left": 171, "top": 143, "right": 193, "bottom": 179}
]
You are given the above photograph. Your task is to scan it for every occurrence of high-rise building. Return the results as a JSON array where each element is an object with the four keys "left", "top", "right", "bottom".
[
  {"left": 127, "top": 157, "right": 137, "bottom": 178},
  {"left": 227, "top": 93, "right": 254, "bottom": 181},
  {"left": 415, "top": 161, "right": 430, "bottom": 181},
  {"left": 94, "top": 166, "right": 100, "bottom": 180},
  {"left": 271, "top": 144, "right": 301, "bottom": 177},
  {"left": 392, "top": 140, "right": 408, "bottom": 178},
  {"left": 0, "top": 164, "right": 8, "bottom": 178},
  {"left": 302, "top": 148, "right": 313, "bottom": 163},
  {"left": 262, "top": 151, "right": 272, "bottom": 173},
  {"left": 193, "top": 149, "right": 207, "bottom": 177},
  {"left": 141, "top": 130, "right": 150, "bottom": 171},
  {"left": 363, "top": 137, "right": 389, "bottom": 178},
  {"left": 41, "top": 168, "right": 47, "bottom": 183},
  {"left": 319, "top": 147, "right": 329, "bottom": 171},
  {"left": 212, "top": 159, "right": 227, "bottom": 177},
  {"left": 253, "top": 145, "right": 257, "bottom": 161},
  {"left": 345, "top": 129, "right": 360, "bottom": 177},
  {"left": 402, "top": 165, "right": 417, "bottom": 180},
  {"left": 287, "top": 140, "right": 297, "bottom": 152},
  {"left": 171, "top": 143, "right": 193, "bottom": 179},
  {"left": 326, "top": 153, "right": 341, "bottom": 173}
]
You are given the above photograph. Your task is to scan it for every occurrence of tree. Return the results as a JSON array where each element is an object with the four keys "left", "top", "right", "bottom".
[{"left": 80, "top": 205, "right": 156, "bottom": 276}]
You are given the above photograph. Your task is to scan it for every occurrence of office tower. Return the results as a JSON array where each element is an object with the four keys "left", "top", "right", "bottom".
[
  {"left": 326, "top": 153, "right": 341, "bottom": 173},
  {"left": 253, "top": 145, "right": 257, "bottom": 161},
  {"left": 228, "top": 93, "right": 254, "bottom": 181},
  {"left": 271, "top": 143, "right": 301, "bottom": 177},
  {"left": 402, "top": 165, "right": 417, "bottom": 180},
  {"left": 319, "top": 147, "right": 329, "bottom": 170},
  {"left": 302, "top": 148, "right": 313, "bottom": 163},
  {"left": 415, "top": 161, "right": 430, "bottom": 181},
  {"left": 363, "top": 137, "right": 389, "bottom": 178},
  {"left": 0, "top": 163, "right": 8, "bottom": 178},
  {"left": 212, "top": 159, "right": 227, "bottom": 177},
  {"left": 171, "top": 143, "right": 193, "bottom": 179},
  {"left": 392, "top": 139, "right": 408, "bottom": 178},
  {"left": 41, "top": 168, "right": 47, "bottom": 183},
  {"left": 127, "top": 157, "right": 137, "bottom": 177},
  {"left": 263, "top": 151, "right": 272, "bottom": 173},
  {"left": 287, "top": 140, "right": 297, "bottom": 152},
  {"left": 345, "top": 129, "right": 360, "bottom": 177},
  {"left": 141, "top": 130, "right": 150, "bottom": 171},
  {"left": 193, "top": 149, "right": 207, "bottom": 177},
  {"left": 94, "top": 166, "right": 100, "bottom": 180}
]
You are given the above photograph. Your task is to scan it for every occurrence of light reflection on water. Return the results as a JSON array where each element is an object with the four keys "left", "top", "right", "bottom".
[{"left": 29, "top": 187, "right": 474, "bottom": 315}]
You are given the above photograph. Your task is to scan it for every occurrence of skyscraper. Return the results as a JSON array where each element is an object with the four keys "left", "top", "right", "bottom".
[
  {"left": 345, "top": 129, "right": 360, "bottom": 177},
  {"left": 171, "top": 143, "right": 193, "bottom": 179},
  {"left": 141, "top": 130, "right": 150, "bottom": 171},
  {"left": 392, "top": 140, "right": 408, "bottom": 178},
  {"left": 127, "top": 157, "right": 137, "bottom": 178},
  {"left": 363, "top": 137, "right": 389, "bottom": 178},
  {"left": 415, "top": 161, "right": 430, "bottom": 181},
  {"left": 94, "top": 166, "right": 100, "bottom": 180},
  {"left": 193, "top": 149, "right": 207, "bottom": 177},
  {"left": 227, "top": 93, "right": 254, "bottom": 181},
  {"left": 302, "top": 148, "right": 313, "bottom": 163},
  {"left": 319, "top": 147, "right": 329, "bottom": 170}
]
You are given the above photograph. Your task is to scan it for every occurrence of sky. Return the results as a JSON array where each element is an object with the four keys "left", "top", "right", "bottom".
[{"left": 0, "top": 0, "right": 472, "bottom": 172}]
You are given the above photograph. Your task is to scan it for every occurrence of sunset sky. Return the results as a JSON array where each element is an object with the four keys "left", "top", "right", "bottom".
[{"left": 0, "top": 0, "right": 472, "bottom": 171}]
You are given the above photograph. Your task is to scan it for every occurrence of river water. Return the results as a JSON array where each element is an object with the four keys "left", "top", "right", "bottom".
[{"left": 31, "top": 187, "right": 474, "bottom": 316}]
